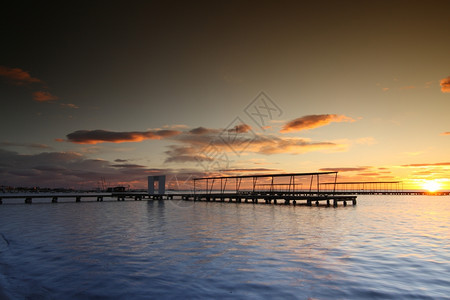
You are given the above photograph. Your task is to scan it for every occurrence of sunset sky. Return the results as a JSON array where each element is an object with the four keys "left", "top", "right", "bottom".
[{"left": 1, "top": 0, "right": 449, "bottom": 191}]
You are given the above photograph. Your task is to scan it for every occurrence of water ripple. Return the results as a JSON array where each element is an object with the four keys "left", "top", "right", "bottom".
[{"left": 0, "top": 196, "right": 449, "bottom": 299}]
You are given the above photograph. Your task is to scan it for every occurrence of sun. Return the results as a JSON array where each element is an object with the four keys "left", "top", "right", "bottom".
[{"left": 422, "top": 180, "right": 441, "bottom": 192}]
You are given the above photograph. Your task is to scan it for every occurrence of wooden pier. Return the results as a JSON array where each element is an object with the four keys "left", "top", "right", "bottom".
[
  {"left": 1, "top": 172, "right": 447, "bottom": 205},
  {"left": 188, "top": 172, "right": 357, "bottom": 207},
  {"left": 0, "top": 192, "right": 158, "bottom": 204},
  {"left": 180, "top": 192, "right": 356, "bottom": 207}
]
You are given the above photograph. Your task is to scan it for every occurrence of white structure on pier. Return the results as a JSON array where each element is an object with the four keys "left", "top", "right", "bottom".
[{"left": 148, "top": 175, "right": 166, "bottom": 195}]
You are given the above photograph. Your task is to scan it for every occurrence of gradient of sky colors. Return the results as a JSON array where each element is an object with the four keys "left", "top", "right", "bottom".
[{"left": 1, "top": 0, "right": 449, "bottom": 191}]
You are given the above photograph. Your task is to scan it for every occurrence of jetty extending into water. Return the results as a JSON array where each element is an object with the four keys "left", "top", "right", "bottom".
[
  {"left": 184, "top": 172, "right": 356, "bottom": 207},
  {"left": 1, "top": 172, "right": 448, "bottom": 205}
]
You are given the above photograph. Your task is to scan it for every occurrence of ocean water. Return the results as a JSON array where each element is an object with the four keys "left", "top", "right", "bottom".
[{"left": 0, "top": 196, "right": 449, "bottom": 299}]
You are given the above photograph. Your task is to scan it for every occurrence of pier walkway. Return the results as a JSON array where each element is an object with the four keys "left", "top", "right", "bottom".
[
  {"left": 1, "top": 172, "right": 448, "bottom": 205},
  {"left": 0, "top": 190, "right": 447, "bottom": 205},
  {"left": 187, "top": 172, "right": 356, "bottom": 207}
]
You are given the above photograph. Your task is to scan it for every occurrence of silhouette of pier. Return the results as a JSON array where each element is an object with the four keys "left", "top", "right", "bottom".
[
  {"left": 183, "top": 172, "right": 357, "bottom": 207},
  {"left": 1, "top": 173, "right": 448, "bottom": 205}
]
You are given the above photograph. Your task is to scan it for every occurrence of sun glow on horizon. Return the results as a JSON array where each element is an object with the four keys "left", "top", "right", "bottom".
[{"left": 422, "top": 180, "right": 441, "bottom": 192}]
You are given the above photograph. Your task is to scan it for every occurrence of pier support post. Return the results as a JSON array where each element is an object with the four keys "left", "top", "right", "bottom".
[
  {"left": 293, "top": 200, "right": 296, "bottom": 206},
  {"left": 97, "top": 196, "right": 103, "bottom": 202},
  {"left": 352, "top": 199, "right": 357, "bottom": 205},
  {"left": 326, "top": 199, "right": 330, "bottom": 207},
  {"left": 316, "top": 201, "right": 319, "bottom": 206},
  {"left": 76, "top": 196, "right": 81, "bottom": 202},
  {"left": 25, "top": 197, "right": 32, "bottom": 204},
  {"left": 52, "top": 197, "right": 58, "bottom": 203},
  {"left": 307, "top": 199, "right": 312, "bottom": 206},
  {"left": 0, "top": 198, "right": 2, "bottom": 205},
  {"left": 343, "top": 201, "right": 347, "bottom": 207},
  {"left": 333, "top": 199, "right": 337, "bottom": 207}
]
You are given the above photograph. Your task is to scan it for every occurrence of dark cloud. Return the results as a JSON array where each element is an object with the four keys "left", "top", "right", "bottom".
[
  {"left": 0, "top": 142, "right": 51, "bottom": 149},
  {"left": 440, "top": 76, "right": 450, "bottom": 93},
  {"left": 189, "top": 127, "right": 220, "bottom": 135},
  {"left": 281, "top": 114, "right": 355, "bottom": 133},
  {"left": 0, "top": 148, "right": 208, "bottom": 189},
  {"left": 111, "top": 164, "right": 146, "bottom": 168},
  {"left": 166, "top": 128, "right": 349, "bottom": 163},
  {"left": 66, "top": 129, "right": 181, "bottom": 144},
  {"left": 164, "top": 145, "right": 214, "bottom": 163},
  {"left": 114, "top": 159, "right": 128, "bottom": 163},
  {"left": 227, "top": 124, "right": 251, "bottom": 133},
  {"left": 62, "top": 124, "right": 350, "bottom": 167}
]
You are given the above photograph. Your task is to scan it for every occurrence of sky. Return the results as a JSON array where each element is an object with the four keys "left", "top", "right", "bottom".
[{"left": 1, "top": 0, "right": 449, "bottom": 191}]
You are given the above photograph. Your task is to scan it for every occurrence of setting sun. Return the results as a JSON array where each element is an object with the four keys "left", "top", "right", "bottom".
[{"left": 422, "top": 180, "right": 441, "bottom": 192}]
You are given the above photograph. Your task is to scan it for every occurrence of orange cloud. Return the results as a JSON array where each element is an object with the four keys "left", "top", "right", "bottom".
[
  {"left": 441, "top": 132, "right": 450, "bottom": 136},
  {"left": 0, "top": 66, "right": 42, "bottom": 85},
  {"left": 320, "top": 167, "right": 371, "bottom": 172},
  {"left": 0, "top": 66, "right": 60, "bottom": 103},
  {"left": 357, "top": 172, "right": 381, "bottom": 176},
  {"left": 163, "top": 124, "right": 352, "bottom": 163},
  {"left": 281, "top": 114, "right": 355, "bottom": 133},
  {"left": 400, "top": 85, "right": 415, "bottom": 90},
  {"left": 401, "top": 162, "right": 450, "bottom": 167},
  {"left": 66, "top": 129, "right": 181, "bottom": 144},
  {"left": 440, "top": 76, "right": 450, "bottom": 93},
  {"left": 33, "top": 91, "right": 59, "bottom": 102},
  {"left": 254, "top": 137, "right": 347, "bottom": 155}
]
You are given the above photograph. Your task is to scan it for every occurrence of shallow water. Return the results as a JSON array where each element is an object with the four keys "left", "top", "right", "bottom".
[{"left": 0, "top": 196, "right": 449, "bottom": 299}]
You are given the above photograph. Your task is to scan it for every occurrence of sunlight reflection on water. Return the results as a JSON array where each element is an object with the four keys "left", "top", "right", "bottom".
[{"left": 0, "top": 196, "right": 449, "bottom": 299}]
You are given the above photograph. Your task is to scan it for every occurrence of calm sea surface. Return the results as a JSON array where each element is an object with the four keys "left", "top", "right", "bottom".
[{"left": 1, "top": 196, "right": 449, "bottom": 299}]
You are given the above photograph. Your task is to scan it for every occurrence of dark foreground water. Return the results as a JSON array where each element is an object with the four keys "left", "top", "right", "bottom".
[{"left": 1, "top": 196, "right": 449, "bottom": 299}]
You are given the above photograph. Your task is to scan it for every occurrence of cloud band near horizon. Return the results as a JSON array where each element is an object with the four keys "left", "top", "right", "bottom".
[{"left": 65, "top": 129, "right": 181, "bottom": 144}]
